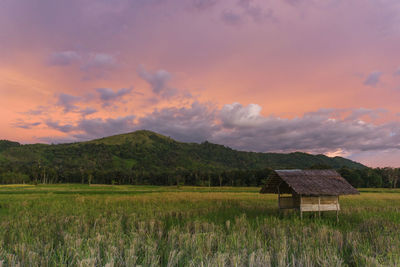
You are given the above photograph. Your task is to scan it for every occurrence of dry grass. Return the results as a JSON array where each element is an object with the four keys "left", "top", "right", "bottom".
[{"left": 0, "top": 185, "right": 399, "bottom": 266}]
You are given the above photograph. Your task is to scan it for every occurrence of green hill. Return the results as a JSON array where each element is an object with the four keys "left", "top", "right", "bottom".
[{"left": 0, "top": 130, "right": 365, "bottom": 185}]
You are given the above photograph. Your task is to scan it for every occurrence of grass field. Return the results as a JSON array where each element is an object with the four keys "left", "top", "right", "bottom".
[{"left": 0, "top": 185, "right": 399, "bottom": 266}]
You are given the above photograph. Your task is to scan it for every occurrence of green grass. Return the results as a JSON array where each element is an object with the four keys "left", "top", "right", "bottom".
[{"left": 0, "top": 185, "right": 399, "bottom": 266}]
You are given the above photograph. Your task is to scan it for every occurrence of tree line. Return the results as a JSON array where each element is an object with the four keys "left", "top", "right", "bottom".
[
  {"left": 0, "top": 162, "right": 399, "bottom": 188},
  {"left": 338, "top": 167, "right": 399, "bottom": 188}
]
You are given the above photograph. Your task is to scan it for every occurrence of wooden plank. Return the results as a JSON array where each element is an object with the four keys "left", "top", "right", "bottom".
[
  {"left": 301, "top": 196, "right": 338, "bottom": 205},
  {"left": 300, "top": 203, "right": 340, "bottom": 212},
  {"left": 320, "top": 196, "right": 337, "bottom": 204},
  {"left": 301, "top": 197, "right": 319, "bottom": 204}
]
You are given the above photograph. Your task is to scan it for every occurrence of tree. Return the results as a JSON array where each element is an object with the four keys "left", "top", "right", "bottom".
[
  {"left": 367, "top": 171, "right": 382, "bottom": 188},
  {"left": 383, "top": 167, "right": 399, "bottom": 188}
]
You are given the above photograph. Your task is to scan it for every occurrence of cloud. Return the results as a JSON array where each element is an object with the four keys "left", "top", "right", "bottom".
[
  {"left": 192, "top": 0, "right": 217, "bottom": 10},
  {"left": 13, "top": 121, "right": 41, "bottom": 129},
  {"left": 73, "top": 116, "right": 136, "bottom": 140},
  {"left": 45, "top": 120, "right": 74, "bottom": 133},
  {"left": 284, "top": 0, "right": 302, "bottom": 6},
  {"left": 21, "top": 106, "right": 48, "bottom": 116},
  {"left": 213, "top": 104, "right": 400, "bottom": 155},
  {"left": 137, "top": 101, "right": 217, "bottom": 142},
  {"left": 96, "top": 87, "right": 133, "bottom": 106},
  {"left": 45, "top": 116, "right": 136, "bottom": 142},
  {"left": 363, "top": 71, "right": 382, "bottom": 87},
  {"left": 36, "top": 99, "right": 400, "bottom": 162},
  {"left": 56, "top": 87, "right": 132, "bottom": 114},
  {"left": 55, "top": 93, "right": 98, "bottom": 114},
  {"left": 220, "top": 102, "right": 263, "bottom": 127},
  {"left": 47, "top": 51, "right": 117, "bottom": 79},
  {"left": 137, "top": 66, "right": 177, "bottom": 97},
  {"left": 78, "top": 53, "right": 117, "bottom": 80},
  {"left": 48, "top": 51, "right": 80, "bottom": 66},
  {"left": 394, "top": 66, "right": 400, "bottom": 76},
  {"left": 56, "top": 93, "right": 81, "bottom": 113},
  {"left": 221, "top": 10, "right": 243, "bottom": 25},
  {"left": 344, "top": 108, "right": 387, "bottom": 121},
  {"left": 42, "top": 101, "right": 217, "bottom": 143},
  {"left": 237, "top": 0, "right": 274, "bottom": 23},
  {"left": 82, "top": 53, "right": 116, "bottom": 70},
  {"left": 79, "top": 107, "right": 97, "bottom": 116},
  {"left": 221, "top": 0, "right": 275, "bottom": 25}
]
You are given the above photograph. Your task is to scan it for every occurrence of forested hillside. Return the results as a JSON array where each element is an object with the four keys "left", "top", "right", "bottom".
[{"left": 1, "top": 130, "right": 390, "bottom": 187}]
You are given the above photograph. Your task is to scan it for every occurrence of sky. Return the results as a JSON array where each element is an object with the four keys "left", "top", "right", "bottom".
[{"left": 1, "top": 0, "right": 400, "bottom": 167}]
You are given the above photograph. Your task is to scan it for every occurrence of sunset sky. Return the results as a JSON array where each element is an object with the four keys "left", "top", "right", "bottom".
[{"left": 1, "top": 0, "right": 400, "bottom": 167}]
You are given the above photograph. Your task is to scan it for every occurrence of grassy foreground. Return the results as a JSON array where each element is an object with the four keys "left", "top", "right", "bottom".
[{"left": 0, "top": 185, "right": 399, "bottom": 266}]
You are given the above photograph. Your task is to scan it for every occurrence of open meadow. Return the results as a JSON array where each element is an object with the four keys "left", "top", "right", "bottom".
[{"left": 0, "top": 185, "right": 399, "bottom": 266}]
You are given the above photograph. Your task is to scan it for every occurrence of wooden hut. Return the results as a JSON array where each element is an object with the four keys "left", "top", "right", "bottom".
[{"left": 260, "top": 170, "right": 359, "bottom": 220}]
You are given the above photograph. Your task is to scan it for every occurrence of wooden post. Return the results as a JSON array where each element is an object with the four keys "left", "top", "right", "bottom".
[
  {"left": 277, "top": 183, "right": 281, "bottom": 215},
  {"left": 278, "top": 191, "right": 281, "bottom": 209},
  {"left": 318, "top": 196, "right": 321, "bottom": 218},
  {"left": 278, "top": 192, "right": 281, "bottom": 216},
  {"left": 336, "top": 196, "right": 339, "bottom": 223},
  {"left": 300, "top": 195, "right": 303, "bottom": 220}
]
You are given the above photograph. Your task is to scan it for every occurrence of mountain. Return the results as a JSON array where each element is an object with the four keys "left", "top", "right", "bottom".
[{"left": 0, "top": 130, "right": 366, "bottom": 185}]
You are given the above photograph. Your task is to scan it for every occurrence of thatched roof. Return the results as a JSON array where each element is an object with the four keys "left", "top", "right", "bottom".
[{"left": 260, "top": 169, "right": 359, "bottom": 196}]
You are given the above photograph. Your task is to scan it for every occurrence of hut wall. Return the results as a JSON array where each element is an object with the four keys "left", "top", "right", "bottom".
[
  {"left": 279, "top": 196, "right": 294, "bottom": 209},
  {"left": 278, "top": 194, "right": 301, "bottom": 209},
  {"left": 300, "top": 196, "right": 339, "bottom": 212}
]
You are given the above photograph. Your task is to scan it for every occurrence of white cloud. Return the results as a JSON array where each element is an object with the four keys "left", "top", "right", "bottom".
[{"left": 220, "top": 102, "right": 263, "bottom": 127}]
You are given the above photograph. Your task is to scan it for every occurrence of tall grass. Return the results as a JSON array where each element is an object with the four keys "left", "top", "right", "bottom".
[{"left": 0, "top": 185, "right": 399, "bottom": 266}]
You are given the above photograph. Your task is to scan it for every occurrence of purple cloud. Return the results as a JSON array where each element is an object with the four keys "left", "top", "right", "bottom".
[
  {"left": 45, "top": 120, "right": 74, "bottom": 133},
  {"left": 38, "top": 99, "right": 400, "bottom": 164},
  {"left": 394, "top": 67, "right": 400, "bottom": 76},
  {"left": 82, "top": 53, "right": 116, "bottom": 70},
  {"left": 56, "top": 93, "right": 81, "bottom": 113},
  {"left": 22, "top": 106, "right": 48, "bottom": 116},
  {"left": 96, "top": 87, "right": 133, "bottom": 106},
  {"left": 221, "top": 10, "right": 242, "bottom": 25},
  {"left": 13, "top": 121, "right": 41, "bottom": 129},
  {"left": 81, "top": 54, "right": 116, "bottom": 79},
  {"left": 79, "top": 107, "right": 97, "bottom": 116},
  {"left": 138, "top": 66, "right": 177, "bottom": 97},
  {"left": 73, "top": 116, "right": 135, "bottom": 140},
  {"left": 192, "top": 0, "right": 217, "bottom": 10},
  {"left": 45, "top": 116, "right": 136, "bottom": 142},
  {"left": 363, "top": 71, "right": 382, "bottom": 87},
  {"left": 213, "top": 104, "right": 400, "bottom": 154},
  {"left": 137, "top": 102, "right": 217, "bottom": 142},
  {"left": 48, "top": 51, "right": 80, "bottom": 66},
  {"left": 237, "top": 0, "right": 275, "bottom": 23}
]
